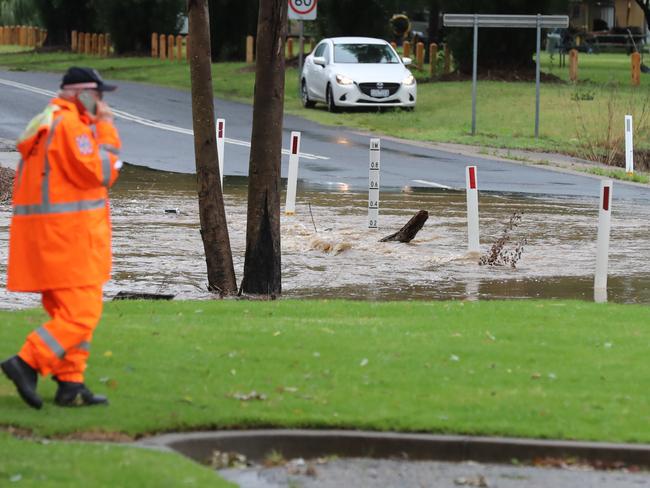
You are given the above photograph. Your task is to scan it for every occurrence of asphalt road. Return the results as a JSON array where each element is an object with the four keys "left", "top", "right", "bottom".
[{"left": 2, "top": 69, "right": 650, "bottom": 201}]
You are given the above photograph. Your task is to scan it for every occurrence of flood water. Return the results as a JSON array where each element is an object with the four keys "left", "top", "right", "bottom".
[{"left": 1, "top": 165, "right": 649, "bottom": 309}]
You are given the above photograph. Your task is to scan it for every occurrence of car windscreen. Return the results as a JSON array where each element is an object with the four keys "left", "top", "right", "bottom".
[{"left": 333, "top": 44, "right": 400, "bottom": 64}]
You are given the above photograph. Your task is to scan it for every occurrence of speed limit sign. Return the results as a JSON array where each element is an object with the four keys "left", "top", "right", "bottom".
[{"left": 288, "top": 0, "right": 317, "bottom": 20}]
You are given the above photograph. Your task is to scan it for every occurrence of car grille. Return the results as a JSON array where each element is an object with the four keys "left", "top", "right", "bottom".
[{"left": 358, "top": 82, "right": 400, "bottom": 98}]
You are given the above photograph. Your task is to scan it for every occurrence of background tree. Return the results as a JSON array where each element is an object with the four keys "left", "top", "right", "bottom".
[
  {"left": 95, "top": 0, "right": 184, "bottom": 54},
  {"left": 32, "top": 0, "right": 96, "bottom": 46},
  {"left": 441, "top": 0, "right": 568, "bottom": 74},
  {"left": 240, "top": 0, "right": 287, "bottom": 296},
  {"left": 187, "top": 0, "right": 238, "bottom": 296},
  {"left": 315, "top": 0, "right": 390, "bottom": 38},
  {"left": 0, "top": 0, "right": 41, "bottom": 26},
  {"left": 208, "top": 0, "right": 259, "bottom": 61}
]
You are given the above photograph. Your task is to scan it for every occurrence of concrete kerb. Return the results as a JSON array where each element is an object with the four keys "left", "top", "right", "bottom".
[{"left": 137, "top": 429, "right": 650, "bottom": 469}]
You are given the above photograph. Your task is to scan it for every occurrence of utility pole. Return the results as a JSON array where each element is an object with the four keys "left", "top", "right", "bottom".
[
  {"left": 240, "top": 0, "right": 288, "bottom": 296},
  {"left": 187, "top": 0, "right": 237, "bottom": 296}
]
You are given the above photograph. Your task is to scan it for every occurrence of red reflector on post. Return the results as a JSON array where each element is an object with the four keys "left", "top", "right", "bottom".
[
  {"left": 603, "top": 186, "right": 610, "bottom": 211},
  {"left": 469, "top": 167, "right": 476, "bottom": 190},
  {"left": 218, "top": 121, "right": 223, "bottom": 138},
  {"left": 292, "top": 136, "right": 299, "bottom": 155}
]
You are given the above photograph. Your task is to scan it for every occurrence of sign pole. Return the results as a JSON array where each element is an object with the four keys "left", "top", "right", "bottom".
[
  {"left": 625, "top": 115, "right": 634, "bottom": 175},
  {"left": 298, "top": 20, "right": 304, "bottom": 96},
  {"left": 471, "top": 14, "right": 478, "bottom": 136},
  {"left": 535, "top": 13, "right": 541, "bottom": 139}
]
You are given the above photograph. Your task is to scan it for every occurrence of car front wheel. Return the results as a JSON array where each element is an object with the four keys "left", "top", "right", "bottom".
[{"left": 326, "top": 85, "right": 339, "bottom": 113}]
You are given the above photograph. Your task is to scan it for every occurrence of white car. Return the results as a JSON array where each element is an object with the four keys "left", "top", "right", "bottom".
[{"left": 300, "top": 36, "right": 417, "bottom": 112}]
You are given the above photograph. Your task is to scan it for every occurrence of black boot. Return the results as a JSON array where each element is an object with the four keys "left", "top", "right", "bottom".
[
  {"left": 1, "top": 355, "right": 42, "bottom": 409},
  {"left": 53, "top": 379, "right": 108, "bottom": 407}
]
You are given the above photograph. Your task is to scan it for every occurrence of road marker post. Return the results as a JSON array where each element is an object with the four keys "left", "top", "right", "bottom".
[
  {"left": 216, "top": 118, "right": 225, "bottom": 187},
  {"left": 625, "top": 115, "right": 634, "bottom": 175},
  {"left": 368, "top": 139, "right": 381, "bottom": 229},
  {"left": 285, "top": 131, "right": 301, "bottom": 216},
  {"left": 466, "top": 165, "right": 480, "bottom": 253},
  {"left": 594, "top": 180, "right": 613, "bottom": 299}
]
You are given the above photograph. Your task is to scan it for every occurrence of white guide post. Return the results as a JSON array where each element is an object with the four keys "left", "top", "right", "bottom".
[
  {"left": 625, "top": 115, "right": 634, "bottom": 175},
  {"left": 216, "top": 118, "right": 225, "bottom": 187},
  {"left": 465, "top": 165, "right": 480, "bottom": 253},
  {"left": 368, "top": 138, "right": 380, "bottom": 229},
  {"left": 594, "top": 180, "right": 613, "bottom": 293},
  {"left": 285, "top": 131, "right": 301, "bottom": 215}
]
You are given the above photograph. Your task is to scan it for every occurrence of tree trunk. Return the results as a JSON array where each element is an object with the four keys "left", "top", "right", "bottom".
[
  {"left": 187, "top": 0, "right": 237, "bottom": 296},
  {"left": 239, "top": 0, "right": 287, "bottom": 297},
  {"left": 379, "top": 210, "right": 429, "bottom": 243}
]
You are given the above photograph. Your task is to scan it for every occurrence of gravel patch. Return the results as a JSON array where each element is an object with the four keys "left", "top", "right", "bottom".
[{"left": 219, "top": 457, "right": 650, "bottom": 488}]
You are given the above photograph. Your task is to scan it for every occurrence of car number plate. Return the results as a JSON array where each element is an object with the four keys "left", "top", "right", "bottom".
[{"left": 370, "top": 89, "right": 389, "bottom": 98}]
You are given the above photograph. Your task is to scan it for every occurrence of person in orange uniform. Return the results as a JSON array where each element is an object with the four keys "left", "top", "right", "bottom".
[{"left": 1, "top": 67, "right": 122, "bottom": 409}]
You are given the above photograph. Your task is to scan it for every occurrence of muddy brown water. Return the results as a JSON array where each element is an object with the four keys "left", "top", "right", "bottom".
[{"left": 1, "top": 165, "right": 649, "bottom": 309}]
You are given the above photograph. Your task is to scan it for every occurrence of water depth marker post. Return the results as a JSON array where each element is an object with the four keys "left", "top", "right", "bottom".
[
  {"left": 594, "top": 180, "right": 613, "bottom": 301},
  {"left": 625, "top": 115, "right": 634, "bottom": 175},
  {"left": 216, "top": 118, "right": 225, "bottom": 187},
  {"left": 466, "top": 165, "right": 480, "bottom": 253},
  {"left": 368, "top": 138, "right": 380, "bottom": 229},
  {"left": 285, "top": 131, "right": 301, "bottom": 216}
]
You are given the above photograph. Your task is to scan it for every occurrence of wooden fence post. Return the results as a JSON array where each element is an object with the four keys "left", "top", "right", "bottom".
[
  {"left": 569, "top": 48, "right": 579, "bottom": 82},
  {"left": 246, "top": 35, "right": 254, "bottom": 63},
  {"left": 92, "top": 33, "right": 99, "bottom": 55},
  {"left": 287, "top": 37, "right": 293, "bottom": 58},
  {"left": 98, "top": 34, "right": 105, "bottom": 57},
  {"left": 185, "top": 35, "right": 190, "bottom": 61},
  {"left": 151, "top": 32, "right": 158, "bottom": 58},
  {"left": 167, "top": 34, "right": 174, "bottom": 61},
  {"left": 416, "top": 41, "right": 424, "bottom": 70},
  {"left": 429, "top": 43, "right": 437, "bottom": 78},
  {"left": 104, "top": 33, "right": 111, "bottom": 56},
  {"left": 631, "top": 51, "right": 641, "bottom": 86},
  {"left": 176, "top": 35, "right": 182, "bottom": 61},
  {"left": 159, "top": 33, "right": 166, "bottom": 60},
  {"left": 403, "top": 40, "right": 411, "bottom": 58},
  {"left": 85, "top": 32, "right": 91, "bottom": 55},
  {"left": 444, "top": 43, "right": 451, "bottom": 74},
  {"left": 71, "top": 30, "right": 78, "bottom": 52}
]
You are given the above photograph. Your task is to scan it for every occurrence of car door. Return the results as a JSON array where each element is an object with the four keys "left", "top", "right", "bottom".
[{"left": 310, "top": 41, "right": 330, "bottom": 101}]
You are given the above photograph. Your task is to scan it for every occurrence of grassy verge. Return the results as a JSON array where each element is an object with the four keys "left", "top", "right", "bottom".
[
  {"left": 1, "top": 50, "right": 649, "bottom": 158},
  {"left": 1, "top": 300, "right": 649, "bottom": 443},
  {"left": 0, "top": 432, "right": 233, "bottom": 487},
  {"left": 584, "top": 166, "right": 650, "bottom": 184}
]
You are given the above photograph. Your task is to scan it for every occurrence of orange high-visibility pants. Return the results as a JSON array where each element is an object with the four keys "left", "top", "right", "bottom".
[{"left": 18, "top": 284, "right": 103, "bottom": 383}]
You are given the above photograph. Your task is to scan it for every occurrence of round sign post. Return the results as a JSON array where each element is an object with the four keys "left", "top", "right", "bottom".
[{"left": 288, "top": 0, "right": 318, "bottom": 95}]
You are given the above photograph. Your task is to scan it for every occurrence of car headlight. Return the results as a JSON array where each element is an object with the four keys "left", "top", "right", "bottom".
[
  {"left": 402, "top": 74, "right": 415, "bottom": 86},
  {"left": 336, "top": 74, "right": 354, "bottom": 85}
]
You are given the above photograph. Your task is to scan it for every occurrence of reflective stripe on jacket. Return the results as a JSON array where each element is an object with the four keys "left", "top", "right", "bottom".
[{"left": 7, "top": 98, "right": 122, "bottom": 291}]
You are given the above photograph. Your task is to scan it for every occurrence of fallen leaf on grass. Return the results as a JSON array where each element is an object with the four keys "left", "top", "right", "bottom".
[
  {"left": 450, "top": 354, "right": 460, "bottom": 362},
  {"left": 360, "top": 358, "right": 369, "bottom": 367},
  {"left": 103, "top": 351, "right": 113, "bottom": 358},
  {"left": 531, "top": 372, "right": 542, "bottom": 380},
  {"left": 276, "top": 386, "right": 298, "bottom": 393},
  {"left": 229, "top": 391, "right": 267, "bottom": 402},
  {"left": 273, "top": 331, "right": 281, "bottom": 337},
  {"left": 454, "top": 475, "right": 489, "bottom": 487},
  {"left": 485, "top": 331, "right": 496, "bottom": 341}
]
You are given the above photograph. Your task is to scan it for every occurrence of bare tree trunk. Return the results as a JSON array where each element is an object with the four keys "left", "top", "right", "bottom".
[
  {"left": 187, "top": 0, "right": 237, "bottom": 296},
  {"left": 239, "top": 0, "right": 287, "bottom": 297}
]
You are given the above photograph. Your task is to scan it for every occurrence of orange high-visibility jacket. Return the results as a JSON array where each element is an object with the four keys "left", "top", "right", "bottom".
[{"left": 7, "top": 98, "right": 121, "bottom": 291}]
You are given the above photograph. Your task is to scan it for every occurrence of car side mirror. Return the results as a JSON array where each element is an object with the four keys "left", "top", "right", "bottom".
[
  {"left": 313, "top": 56, "right": 326, "bottom": 67},
  {"left": 402, "top": 57, "right": 412, "bottom": 66}
]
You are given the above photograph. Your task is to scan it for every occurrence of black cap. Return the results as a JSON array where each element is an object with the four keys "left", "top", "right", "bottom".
[{"left": 60, "top": 66, "right": 117, "bottom": 92}]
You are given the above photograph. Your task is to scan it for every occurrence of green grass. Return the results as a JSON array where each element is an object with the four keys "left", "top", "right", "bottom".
[
  {"left": 1, "top": 50, "right": 649, "bottom": 161},
  {"left": 0, "top": 432, "right": 233, "bottom": 487},
  {"left": 584, "top": 166, "right": 650, "bottom": 183},
  {"left": 1, "top": 300, "right": 649, "bottom": 443}
]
